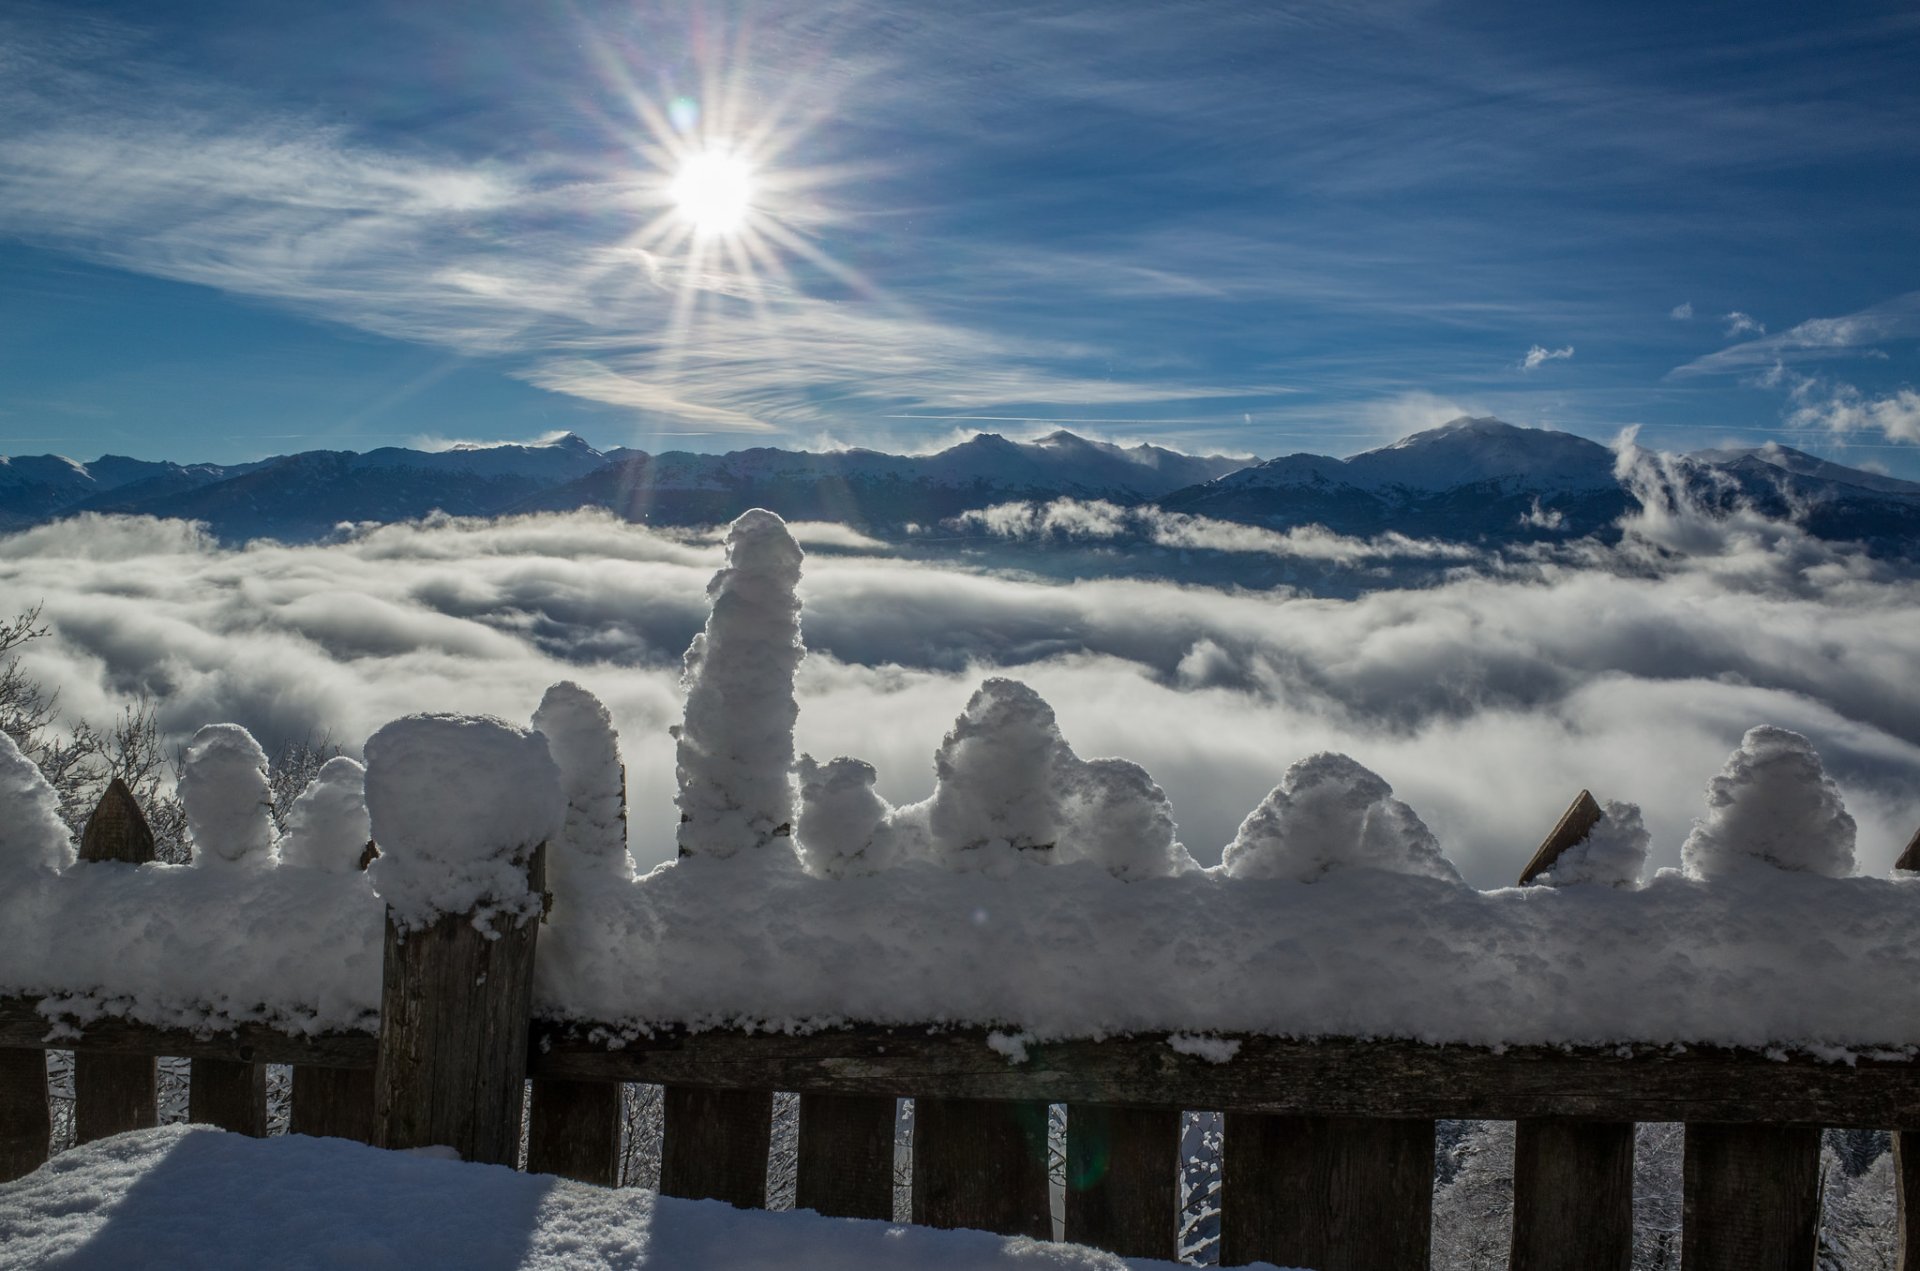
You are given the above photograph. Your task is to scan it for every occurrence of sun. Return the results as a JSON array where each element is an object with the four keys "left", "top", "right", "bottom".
[{"left": 669, "top": 149, "right": 755, "bottom": 236}]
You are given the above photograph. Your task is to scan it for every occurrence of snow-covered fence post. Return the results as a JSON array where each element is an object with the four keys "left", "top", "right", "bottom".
[
  {"left": 524, "top": 683, "right": 627, "bottom": 1186},
  {"left": 0, "top": 731, "right": 67, "bottom": 1180},
  {"left": 365, "top": 715, "right": 563, "bottom": 1166},
  {"left": 658, "top": 510, "right": 801, "bottom": 1209},
  {"left": 1064, "top": 1104, "right": 1180, "bottom": 1258},
  {"left": 72, "top": 778, "right": 159, "bottom": 1143},
  {"left": 179, "top": 725, "right": 273, "bottom": 1138},
  {"left": 1510, "top": 790, "right": 1637, "bottom": 1271},
  {"left": 286, "top": 757, "right": 379, "bottom": 1144}
]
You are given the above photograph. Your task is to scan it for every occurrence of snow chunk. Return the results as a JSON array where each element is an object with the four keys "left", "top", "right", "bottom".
[
  {"left": 179, "top": 724, "right": 275, "bottom": 866},
  {"left": 986, "top": 1029, "right": 1034, "bottom": 1064},
  {"left": 1683, "top": 726, "right": 1856, "bottom": 879},
  {"left": 1168, "top": 1034, "right": 1241, "bottom": 1064},
  {"left": 364, "top": 714, "right": 564, "bottom": 932},
  {"left": 277, "top": 756, "right": 370, "bottom": 873},
  {"left": 1222, "top": 752, "right": 1461, "bottom": 883},
  {"left": 532, "top": 682, "right": 632, "bottom": 885},
  {"left": 675, "top": 509, "right": 804, "bottom": 859},
  {"left": 0, "top": 728, "right": 72, "bottom": 873},
  {"left": 1538, "top": 800, "right": 1649, "bottom": 888},
  {"left": 926, "top": 678, "right": 1065, "bottom": 864},
  {"left": 793, "top": 755, "right": 912, "bottom": 877}
]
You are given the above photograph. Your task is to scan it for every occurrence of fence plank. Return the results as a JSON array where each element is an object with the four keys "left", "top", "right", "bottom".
[
  {"left": 1897, "top": 1130, "right": 1920, "bottom": 1271},
  {"left": 527, "top": 1079, "right": 621, "bottom": 1185},
  {"left": 660, "top": 1086, "right": 773, "bottom": 1207},
  {"left": 795, "top": 1092, "right": 895, "bottom": 1219},
  {"left": 911, "top": 1096, "right": 1051, "bottom": 1238},
  {"left": 0, "top": 1048, "right": 49, "bottom": 1182},
  {"left": 373, "top": 845, "right": 544, "bottom": 1167},
  {"left": 1510, "top": 1118, "right": 1634, "bottom": 1271},
  {"left": 289, "top": 1066, "right": 375, "bottom": 1142},
  {"left": 1680, "top": 1123, "right": 1820, "bottom": 1271},
  {"left": 1064, "top": 1103, "right": 1178, "bottom": 1259},
  {"left": 1220, "top": 1113, "right": 1434, "bottom": 1271},
  {"left": 1898, "top": 825, "right": 1920, "bottom": 872},
  {"left": 1519, "top": 789, "right": 1605, "bottom": 885},
  {"left": 189, "top": 1058, "right": 267, "bottom": 1136},
  {"left": 73, "top": 779, "right": 158, "bottom": 1142}
]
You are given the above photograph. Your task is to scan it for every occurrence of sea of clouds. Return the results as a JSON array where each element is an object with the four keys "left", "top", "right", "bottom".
[{"left": 3, "top": 453, "right": 1917, "bottom": 887}]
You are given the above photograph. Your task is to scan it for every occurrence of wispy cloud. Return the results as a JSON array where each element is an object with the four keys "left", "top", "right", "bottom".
[
  {"left": 1672, "top": 292, "right": 1920, "bottom": 377},
  {"left": 1520, "top": 345, "right": 1574, "bottom": 372},
  {"left": 1670, "top": 302, "right": 1693, "bottom": 320},
  {"left": 1723, "top": 311, "right": 1766, "bottom": 338}
]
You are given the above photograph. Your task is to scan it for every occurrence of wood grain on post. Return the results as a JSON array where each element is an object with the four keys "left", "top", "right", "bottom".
[
  {"left": 1896, "top": 1130, "right": 1920, "bottom": 1271},
  {"left": 0, "top": 1048, "right": 50, "bottom": 1182},
  {"left": 1220, "top": 1114, "right": 1434, "bottom": 1271},
  {"left": 189, "top": 1058, "right": 267, "bottom": 1136},
  {"left": 1064, "top": 1103, "right": 1179, "bottom": 1259},
  {"left": 660, "top": 1085, "right": 773, "bottom": 1207},
  {"left": 795, "top": 1092, "right": 896, "bottom": 1219},
  {"left": 1510, "top": 1119, "right": 1634, "bottom": 1271},
  {"left": 527, "top": 1079, "right": 621, "bottom": 1185},
  {"left": 1519, "top": 789, "right": 1605, "bottom": 885},
  {"left": 289, "top": 1066, "right": 376, "bottom": 1142},
  {"left": 74, "top": 779, "right": 158, "bottom": 1143},
  {"left": 1680, "top": 1123, "right": 1820, "bottom": 1271},
  {"left": 911, "top": 1096, "right": 1052, "bottom": 1238},
  {"left": 373, "top": 845, "right": 545, "bottom": 1167}
]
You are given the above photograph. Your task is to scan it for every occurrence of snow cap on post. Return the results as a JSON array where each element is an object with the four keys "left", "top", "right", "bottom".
[
  {"left": 1055, "top": 756, "right": 1194, "bottom": 880},
  {"left": 0, "top": 728, "right": 74, "bottom": 873},
  {"left": 794, "top": 754, "right": 900, "bottom": 877},
  {"left": 926, "top": 678, "right": 1065, "bottom": 866},
  {"left": 533, "top": 681, "right": 632, "bottom": 886},
  {"left": 1536, "top": 800, "right": 1649, "bottom": 887},
  {"left": 278, "top": 756, "right": 371, "bottom": 873},
  {"left": 180, "top": 723, "right": 276, "bottom": 866},
  {"left": 364, "top": 713, "right": 564, "bottom": 932},
  {"left": 675, "top": 509, "right": 804, "bottom": 859},
  {"left": 1682, "top": 726, "right": 1855, "bottom": 879},
  {"left": 1222, "top": 752, "right": 1461, "bottom": 883}
]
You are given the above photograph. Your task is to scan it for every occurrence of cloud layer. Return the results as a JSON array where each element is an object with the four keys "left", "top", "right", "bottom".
[{"left": 3, "top": 499, "right": 1917, "bottom": 887}]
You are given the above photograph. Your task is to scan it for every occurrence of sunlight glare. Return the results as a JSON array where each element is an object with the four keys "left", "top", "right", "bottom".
[{"left": 670, "top": 150, "right": 754, "bottom": 235}]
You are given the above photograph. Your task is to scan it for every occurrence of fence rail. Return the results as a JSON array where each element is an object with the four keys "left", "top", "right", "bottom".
[{"left": 4, "top": 784, "right": 1918, "bottom": 1270}]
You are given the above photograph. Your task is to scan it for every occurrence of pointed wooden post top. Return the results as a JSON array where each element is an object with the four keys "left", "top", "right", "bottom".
[
  {"left": 1517, "top": 789, "right": 1604, "bottom": 886},
  {"left": 1896, "top": 824, "right": 1920, "bottom": 873},
  {"left": 79, "top": 777, "right": 156, "bottom": 864}
]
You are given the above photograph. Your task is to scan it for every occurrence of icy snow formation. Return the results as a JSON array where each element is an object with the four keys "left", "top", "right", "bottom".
[
  {"left": 277, "top": 756, "right": 370, "bottom": 873},
  {"left": 795, "top": 677, "right": 1195, "bottom": 880},
  {"left": 179, "top": 724, "right": 276, "bottom": 866},
  {"left": 1683, "top": 726, "right": 1857, "bottom": 879},
  {"left": 0, "top": 728, "right": 72, "bottom": 873},
  {"left": 1538, "top": 800, "right": 1649, "bottom": 887},
  {"left": 532, "top": 682, "right": 632, "bottom": 885},
  {"left": 1221, "top": 752, "right": 1461, "bottom": 884},
  {"left": 364, "top": 713, "right": 565, "bottom": 932},
  {"left": 675, "top": 509, "right": 804, "bottom": 859}
]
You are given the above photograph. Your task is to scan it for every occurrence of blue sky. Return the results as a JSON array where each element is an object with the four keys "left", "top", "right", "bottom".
[{"left": 3, "top": 0, "right": 1918, "bottom": 471}]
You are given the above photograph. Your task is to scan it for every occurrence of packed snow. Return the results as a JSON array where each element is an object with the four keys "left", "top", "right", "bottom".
[
  {"left": 179, "top": 723, "right": 276, "bottom": 866},
  {"left": 1682, "top": 725, "right": 1857, "bottom": 879},
  {"left": 363, "top": 713, "right": 565, "bottom": 934},
  {"left": 277, "top": 756, "right": 370, "bottom": 874},
  {"left": 0, "top": 1125, "right": 1231, "bottom": 1270},
  {"left": 0, "top": 730, "right": 71, "bottom": 874},
  {"left": 674, "top": 509, "right": 804, "bottom": 859},
  {"left": 1220, "top": 753, "right": 1458, "bottom": 884}
]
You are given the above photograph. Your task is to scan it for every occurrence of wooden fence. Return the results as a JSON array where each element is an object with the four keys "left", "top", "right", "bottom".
[{"left": 3, "top": 781, "right": 1919, "bottom": 1271}]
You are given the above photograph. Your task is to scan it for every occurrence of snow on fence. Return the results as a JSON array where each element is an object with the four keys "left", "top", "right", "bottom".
[{"left": 4, "top": 507, "right": 1920, "bottom": 1270}]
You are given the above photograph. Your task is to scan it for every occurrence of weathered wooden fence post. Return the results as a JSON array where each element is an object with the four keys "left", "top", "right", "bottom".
[
  {"left": 1896, "top": 1129, "right": 1920, "bottom": 1271},
  {"left": 527, "top": 1079, "right": 621, "bottom": 1185},
  {"left": 366, "top": 715, "right": 562, "bottom": 1166},
  {"left": 796, "top": 1092, "right": 896, "bottom": 1218},
  {"left": 1220, "top": 1113, "right": 1435, "bottom": 1271},
  {"left": 1064, "top": 1103, "right": 1179, "bottom": 1259},
  {"left": 188, "top": 1057, "right": 266, "bottom": 1137},
  {"left": 0, "top": 1049, "right": 49, "bottom": 1182},
  {"left": 661, "top": 1085, "right": 775, "bottom": 1207},
  {"left": 73, "top": 779, "right": 159, "bottom": 1144},
  {"left": 1510, "top": 790, "right": 1636, "bottom": 1271},
  {"left": 1680, "top": 1123, "right": 1820, "bottom": 1270},
  {"left": 911, "top": 1096, "right": 1052, "bottom": 1238}
]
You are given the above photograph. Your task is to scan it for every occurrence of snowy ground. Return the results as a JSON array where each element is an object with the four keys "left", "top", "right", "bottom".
[{"left": 0, "top": 1125, "right": 1275, "bottom": 1271}]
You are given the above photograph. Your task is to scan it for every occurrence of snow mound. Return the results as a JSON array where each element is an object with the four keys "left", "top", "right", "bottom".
[
  {"left": 0, "top": 729, "right": 72, "bottom": 874},
  {"left": 1538, "top": 800, "right": 1648, "bottom": 888},
  {"left": 364, "top": 714, "right": 565, "bottom": 932},
  {"left": 1683, "top": 726, "right": 1857, "bottom": 879},
  {"left": 1222, "top": 752, "right": 1460, "bottom": 883},
  {"left": 675, "top": 509, "right": 804, "bottom": 859},
  {"left": 179, "top": 724, "right": 275, "bottom": 866},
  {"left": 795, "top": 678, "right": 1194, "bottom": 880},
  {"left": 0, "top": 1124, "right": 1210, "bottom": 1270},
  {"left": 532, "top": 682, "right": 632, "bottom": 885},
  {"left": 277, "top": 756, "right": 370, "bottom": 873}
]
